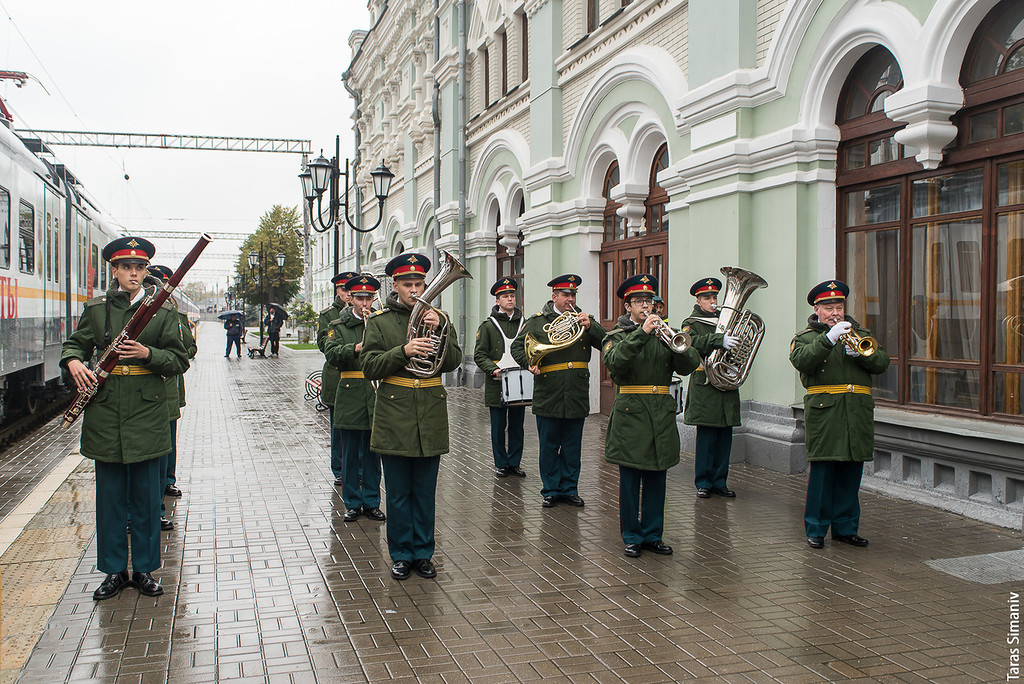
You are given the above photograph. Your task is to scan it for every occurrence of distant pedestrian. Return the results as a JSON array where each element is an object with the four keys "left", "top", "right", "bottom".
[
  {"left": 224, "top": 314, "right": 242, "bottom": 358},
  {"left": 264, "top": 309, "right": 284, "bottom": 356}
]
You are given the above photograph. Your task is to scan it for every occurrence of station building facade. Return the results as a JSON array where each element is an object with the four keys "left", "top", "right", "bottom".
[{"left": 339, "top": 0, "right": 1024, "bottom": 530}]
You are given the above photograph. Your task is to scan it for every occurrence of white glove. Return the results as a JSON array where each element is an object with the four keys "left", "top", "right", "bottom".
[
  {"left": 826, "top": 321, "right": 852, "bottom": 344},
  {"left": 722, "top": 334, "right": 740, "bottom": 350},
  {"left": 844, "top": 345, "right": 861, "bottom": 358}
]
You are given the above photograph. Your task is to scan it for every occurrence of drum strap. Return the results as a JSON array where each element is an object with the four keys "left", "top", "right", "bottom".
[{"left": 490, "top": 315, "right": 524, "bottom": 370}]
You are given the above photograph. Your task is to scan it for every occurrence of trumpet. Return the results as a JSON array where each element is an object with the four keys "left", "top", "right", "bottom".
[
  {"left": 839, "top": 329, "right": 878, "bottom": 357},
  {"left": 639, "top": 312, "right": 691, "bottom": 353}
]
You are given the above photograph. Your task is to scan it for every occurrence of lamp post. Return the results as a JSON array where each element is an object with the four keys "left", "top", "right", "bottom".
[
  {"left": 299, "top": 135, "right": 394, "bottom": 274},
  {"left": 233, "top": 275, "right": 244, "bottom": 340},
  {"left": 248, "top": 243, "right": 286, "bottom": 346}
]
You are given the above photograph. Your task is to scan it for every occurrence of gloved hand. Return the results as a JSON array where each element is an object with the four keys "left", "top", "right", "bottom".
[
  {"left": 722, "top": 334, "right": 740, "bottom": 350},
  {"left": 826, "top": 320, "right": 852, "bottom": 344},
  {"left": 844, "top": 345, "right": 861, "bottom": 357}
]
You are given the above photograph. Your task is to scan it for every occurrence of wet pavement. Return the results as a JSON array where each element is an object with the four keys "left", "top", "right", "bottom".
[{"left": 2, "top": 322, "right": 1022, "bottom": 682}]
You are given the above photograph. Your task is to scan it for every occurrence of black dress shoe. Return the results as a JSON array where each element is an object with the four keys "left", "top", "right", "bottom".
[
  {"left": 333, "top": 477, "right": 344, "bottom": 486},
  {"left": 807, "top": 536, "right": 825, "bottom": 549},
  {"left": 132, "top": 571, "right": 164, "bottom": 597},
  {"left": 164, "top": 484, "right": 182, "bottom": 497},
  {"left": 343, "top": 508, "right": 361, "bottom": 522},
  {"left": 93, "top": 571, "right": 130, "bottom": 600},
  {"left": 495, "top": 467, "right": 509, "bottom": 477},
  {"left": 624, "top": 544, "right": 641, "bottom": 558},
  {"left": 363, "top": 507, "right": 386, "bottom": 522},
  {"left": 391, "top": 560, "right": 412, "bottom": 580},
  {"left": 160, "top": 517, "right": 174, "bottom": 531},
  {"left": 696, "top": 488, "right": 711, "bottom": 498},
  {"left": 641, "top": 540, "right": 673, "bottom": 555},
  {"left": 508, "top": 466, "right": 526, "bottom": 477},
  {"left": 542, "top": 496, "right": 557, "bottom": 508},
  {"left": 833, "top": 534, "right": 869, "bottom": 547},
  {"left": 413, "top": 559, "right": 437, "bottom": 578},
  {"left": 711, "top": 487, "right": 736, "bottom": 498},
  {"left": 563, "top": 494, "right": 586, "bottom": 507}
]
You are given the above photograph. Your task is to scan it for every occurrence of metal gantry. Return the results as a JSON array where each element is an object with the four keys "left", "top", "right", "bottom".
[{"left": 14, "top": 130, "right": 311, "bottom": 155}]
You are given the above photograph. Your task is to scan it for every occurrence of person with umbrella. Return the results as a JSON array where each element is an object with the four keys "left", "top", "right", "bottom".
[
  {"left": 221, "top": 311, "right": 243, "bottom": 358},
  {"left": 264, "top": 303, "right": 287, "bottom": 357}
]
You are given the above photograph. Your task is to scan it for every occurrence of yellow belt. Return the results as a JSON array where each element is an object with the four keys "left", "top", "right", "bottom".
[
  {"left": 382, "top": 376, "right": 442, "bottom": 388},
  {"left": 806, "top": 384, "right": 871, "bottom": 395},
  {"left": 109, "top": 365, "right": 154, "bottom": 376},
  {"left": 618, "top": 385, "right": 671, "bottom": 395},
  {"left": 339, "top": 371, "right": 365, "bottom": 379},
  {"left": 538, "top": 361, "right": 588, "bottom": 373}
]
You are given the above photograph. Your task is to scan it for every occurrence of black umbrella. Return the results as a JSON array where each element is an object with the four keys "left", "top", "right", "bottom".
[
  {"left": 218, "top": 310, "right": 243, "bottom": 320},
  {"left": 268, "top": 303, "right": 289, "bottom": 320}
]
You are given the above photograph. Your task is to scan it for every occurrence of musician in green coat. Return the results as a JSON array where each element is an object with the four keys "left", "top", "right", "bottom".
[
  {"left": 511, "top": 274, "right": 606, "bottom": 508},
  {"left": 61, "top": 237, "right": 189, "bottom": 600},
  {"left": 603, "top": 275, "right": 702, "bottom": 558},
  {"left": 473, "top": 277, "right": 527, "bottom": 478},
  {"left": 790, "top": 280, "right": 890, "bottom": 550},
  {"left": 324, "top": 275, "right": 385, "bottom": 524},
  {"left": 680, "top": 278, "right": 741, "bottom": 499},
  {"left": 317, "top": 271, "right": 356, "bottom": 485},
  {"left": 361, "top": 253, "right": 462, "bottom": 581}
]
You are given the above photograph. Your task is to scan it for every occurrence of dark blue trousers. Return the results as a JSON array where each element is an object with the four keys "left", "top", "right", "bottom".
[
  {"left": 225, "top": 334, "right": 241, "bottom": 357},
  {"left": 380, "top": 453, "right": 440, "bottom": 562},
  {"left": 694, "top": 425, "right": 733, "bottom": 490},
  {"left": 339, "top": 428, "right": 381, "bottom": 510},
  {"left": 619, "top": 466, "right": 667, "bottom": 545},
  {"left": 165, "top": 419, "right": 177, "bottom": 487},
  {"left": 327, "top": 407, "right": 345, "bottom": 480},
  {"left": 804, "top": 461, "right": 864, "bottom": 538},
  {"left": 489, "top": 405, "right": 525, "bottom": 469},
  {"left": 535, "top": 416, "right": 585, "bottom": 499},
  {"left": 95, "top": 458, "right": 162, "bottom": 574}
]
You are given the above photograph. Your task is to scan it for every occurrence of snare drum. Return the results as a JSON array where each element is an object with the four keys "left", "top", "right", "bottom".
[
  {"left": 500, "top": 368, "right": 534, "bottom": 406},
  {"left": 668, "top": 377, "right": 685, "bottom": 414}
]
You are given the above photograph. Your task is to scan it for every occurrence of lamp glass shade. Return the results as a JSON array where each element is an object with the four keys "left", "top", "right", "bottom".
[
  {"left": 309, "top": 154, "right": 332, "bottom": 194},
  {"left": 298, "top": 169, "right": 314, "bottom": 200},
  {"left": 371, "top": 162, "right": 394, "bottom": 201},
  {"left": 276, "top": 252, "right": 286, "bottom": 268},
  {"left": 247, "top": 251, "right": 258, "bottom": 269}
]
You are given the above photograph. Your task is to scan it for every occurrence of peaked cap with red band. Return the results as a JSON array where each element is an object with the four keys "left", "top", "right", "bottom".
[
  {"left": 490, "top": 277, "right": 518, "bottom": 297},
  {"left": 807, "top": 279, "right": 850, "bottom": 306},
  {"left": 616, "top": 273, "right": 658, "bottom": 300},
  {"left": 102, "top": 236, "right": 155, "bottom": 265},
  {"left": 345, "top": 275, "right": 381, "bottom": 295},
  {"left": 689, "top": 277, "right": 722, "bottom": 297},
  {"left": 148, "top": 264, "right": 173, "bottom": 281},
  {"left": 331, "top": 271, "right": 359, "bottom": 286},
  {"left": 546, "top": 274, "right": 581, "bottom": 292},
  {"left": 385, "top": 253, "right": 431, "bottom": 279}
]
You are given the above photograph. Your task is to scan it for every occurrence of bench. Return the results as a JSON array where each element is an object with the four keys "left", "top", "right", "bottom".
[{"left": 304, "top": 371, "right": 329, "bottom": 411}]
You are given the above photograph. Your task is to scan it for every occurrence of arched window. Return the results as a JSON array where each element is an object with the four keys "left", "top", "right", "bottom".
[
  {"left": 603, "top": 162, "right": 624, "bottom": 242},
  {"left": 837, "top": 0, "right": 1024, "bottom": 420},
  {"left": 645, "top": 144, "right": 669, "bottom": 234},
  {"left": 395, "top": 241, "right": 405, "bottom": 255}
]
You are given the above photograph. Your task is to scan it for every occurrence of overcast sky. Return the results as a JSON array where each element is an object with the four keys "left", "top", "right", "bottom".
[{"left": 1, "top": 0, "right": 370, "bottom": 292}]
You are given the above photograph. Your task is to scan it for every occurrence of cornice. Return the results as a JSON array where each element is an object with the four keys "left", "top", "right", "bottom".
[{"left": 524, "top": 0, "right": 550, "bottom": 21}]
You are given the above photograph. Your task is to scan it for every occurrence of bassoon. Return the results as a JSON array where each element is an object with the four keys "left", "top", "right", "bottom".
[{"left": 61, "top": 233, "right": 212, "bottom": 427}]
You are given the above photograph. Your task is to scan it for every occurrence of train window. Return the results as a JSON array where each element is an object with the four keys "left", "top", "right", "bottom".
[
  {"left": 0, "top": 186, "right": 9, "bottom": 269},
  {"left": 91, "top": 244, "right": 99, "bottom": 288},
  {"left": 18, "top": 201, "right": 34, "bottom": 274}
]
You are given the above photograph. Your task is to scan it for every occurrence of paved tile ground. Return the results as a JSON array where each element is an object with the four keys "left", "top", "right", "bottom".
[{"left": 5, "top": 321, "right": 1024, "bottom": 682}]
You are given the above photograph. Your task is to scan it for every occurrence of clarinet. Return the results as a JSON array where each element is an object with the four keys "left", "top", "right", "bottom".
[{"left": 62, "top": 234, "right": 212, "bottom": 428}]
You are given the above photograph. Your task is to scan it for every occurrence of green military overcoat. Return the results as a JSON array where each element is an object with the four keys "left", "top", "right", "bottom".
[
  {"left": 510, "top": 301, "right": 607, "bottom": 419},
  {"left": 472, "top": 305, "right": 524, "bottom": 408},
  {"left": 680, "top": 306, "right": 741, "bottom": 427},
  {"left": 177, "top": 312, "right": 198, "bottom": 410},
  {"left": 602, "top": 315, "right": 702, "bottom": 470},
  {"left": 360, "top": 292, "right": 462, "bottom": 457},
  {"left": 789, "top": 315, "right": 890, "bottom": 462},
  {"left": 317, "top": 299, "right": 346, "bottom": 405},
  {"left": 324, "top": 307, "right": 376, "bottom": 430},
  {"left": 60, "top": 286, "right": 189, "bottom": 464}
]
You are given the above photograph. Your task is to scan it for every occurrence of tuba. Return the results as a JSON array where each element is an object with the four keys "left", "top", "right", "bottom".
[
  {"left": 405, "top": 250, "right": 473, "bottom": 377},
  {"left": 702, "top": 266, "right": 768, "bottom": 391},
  {"left": 523, "top": 305, "right": 585, "bottom": 367}
]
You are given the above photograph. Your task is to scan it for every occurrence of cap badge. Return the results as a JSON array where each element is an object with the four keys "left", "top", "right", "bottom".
[
  {"left": 408, "top": 255, "right": 418, "bottom": 263},
  {"left": 640, "top": 276, "right": 650, "bottom": 283},
  {"left": 127, "top": 239, "right": 140, "bottom": 248}
]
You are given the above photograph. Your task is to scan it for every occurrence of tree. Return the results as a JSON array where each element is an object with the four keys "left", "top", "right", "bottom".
[{"left": 235, "top": 205, "right": 304, "bottom": 310}]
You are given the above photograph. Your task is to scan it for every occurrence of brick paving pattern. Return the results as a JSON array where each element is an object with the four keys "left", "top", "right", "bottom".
[{"left": 7, "top": 322, "right": 1023, "bottom": 682}]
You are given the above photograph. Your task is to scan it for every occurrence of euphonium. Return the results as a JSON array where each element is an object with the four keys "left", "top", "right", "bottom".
[
  {"left": 839, "top": 329, "right": 877, "bottom": 357},
  {"left": 640, "top": 312, "right": 691, "bottom": 353},
  {"left": 703, "top": 266, "right": 768, "bottom": 391},
  {"left": 523, "top": 305, "right": 585, "bottom": 367},
  {"left": 405, "top": 250, "right": 473, "bottom": 377}
]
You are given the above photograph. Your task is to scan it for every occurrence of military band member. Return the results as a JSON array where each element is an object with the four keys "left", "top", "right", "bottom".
[
  {"left": 317, "top": 271, "right": 357, "bottom": 485},
  {"left": 790, "top": 280, "right": 890, "bottom": 549},
  {"left": 473, "top": 277, "right": 527, "bottom": 478},
  {"left": 680, "top": 278, "right": 741, "bottom": 499},
  {"left": 603, "top": 275, "right": 702, "bottom": 558},
  {"left": 61, "top": 237, "right": 188, "bottom": 600},
  {"left": 361, "top": 254, "right": 462, "bottom": 581},
  {"left": 324, "top": 275, "right": 385, "bottom": 524},
  {"left": 511, "top": 274, "right": 606, "bottom": 508}
]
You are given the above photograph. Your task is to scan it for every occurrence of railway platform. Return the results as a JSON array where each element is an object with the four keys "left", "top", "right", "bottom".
[{"left": 0, "top": 322, "right": 1022, "bottom": 683}]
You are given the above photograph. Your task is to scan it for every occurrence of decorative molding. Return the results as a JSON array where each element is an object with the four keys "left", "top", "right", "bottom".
[
  {"left": 524, "top": 0, "right": 550, "bottom": 21},
  {"left": 886, "top": 83, "right": 963, "bottom": 170}
]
